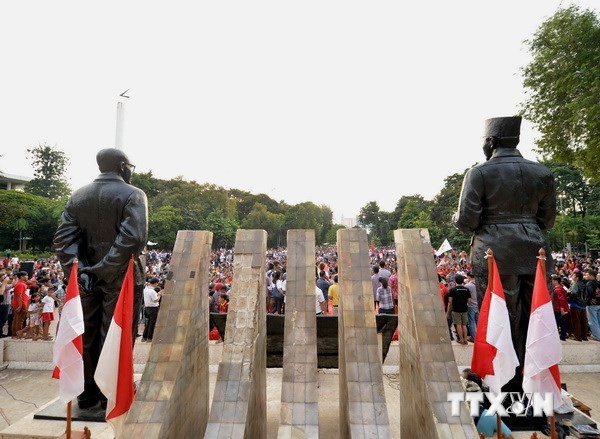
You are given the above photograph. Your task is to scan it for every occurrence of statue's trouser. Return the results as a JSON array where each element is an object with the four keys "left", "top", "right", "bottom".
[
  {"left": 477, "top": 274, "right": 534, "bottom": 393},
  {"left": 78, "top": 283, "right": 143, "bottom": 406}
]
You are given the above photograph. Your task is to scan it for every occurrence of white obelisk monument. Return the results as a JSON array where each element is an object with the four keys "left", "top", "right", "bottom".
[{"left": 115, "top": 100, "right": 125, "bottom": 150}]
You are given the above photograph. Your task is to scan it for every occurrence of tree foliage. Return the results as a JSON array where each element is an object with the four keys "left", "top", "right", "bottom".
[
  {"left": 201, "top": 208, "right": 239, "bottom": 249},
  {"left": 544, "top": 161, "right": 588, "bottom": 217},
  {"left": 0, "top": 191, "right": 63, "bottom": 251},
  {"left": 24, "top": 143, "right": 71, "bottom": 199},
  {"left": 521, "top": 6, "right": 600, "bottom": 180}
]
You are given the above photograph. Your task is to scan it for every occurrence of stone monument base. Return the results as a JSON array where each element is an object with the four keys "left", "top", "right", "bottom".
[{"left": 33, "top": 399, "right": 105, "bottom": 423}]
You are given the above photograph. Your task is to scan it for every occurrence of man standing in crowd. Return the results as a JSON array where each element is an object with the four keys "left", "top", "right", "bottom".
[
  {"left": 568, "top": 271, "right": 588, "bottom": 341},
  {"left": 465, "top": 272, "right": 479, "bottom": 340},
  {"left": 315, "top": 281, "right": 326, "bottom": 315},
  {"left": 328, "top": 275, "right": 339, "bottom": 315},
  {"left": 453, "top": 116, "right": 556, "bottom": 389},
  {"left": 371, "top": 265, "right": 380, "bottom": 309},
  {"left": 551, "top": 275, "right": 569, "bottom": 341},
  {"left": 584, "top": 268, "right": 600, "bottom": 340},
  {"left": 446, "top": 274, "right": 470, "bottom": 345},
  {"left": 0, "top": 272, "right": 11, "bottom": 337},
  {"left": 316, "top": 270, "right": 331, "bottom": 307},
  {"left": 142, "top": 277, "right": 161, "bottom": 342},
  {"left": 53, "top": 148, "right": 148, "bottom": 410},
  {"left": 11, "top": 271, "right": 29, "bottom": 339},
  {"left": 378, "top": 260, "right": 391, "bottom": 280}
]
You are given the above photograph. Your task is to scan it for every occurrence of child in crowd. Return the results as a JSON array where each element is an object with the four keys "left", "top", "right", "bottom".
[
  {"left": 19, "top": 292, "right": 42, "bottom": 340},
  {"left": 218, "top": 294, "right": 229, "bottom": 313},
  {"left": 41, "top": 287, "right": 59, "bottom": 341}
]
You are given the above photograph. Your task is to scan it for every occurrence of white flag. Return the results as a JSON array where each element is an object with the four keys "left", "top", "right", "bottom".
[
  {"left": 52, "top": 260, "right": 85, "bottom": 403},
  {"left": 522, "top": 256, "right": 563, "bottom": 408},
  {"left": 435, "top": 239, "right": 452, "bottom": 256}
]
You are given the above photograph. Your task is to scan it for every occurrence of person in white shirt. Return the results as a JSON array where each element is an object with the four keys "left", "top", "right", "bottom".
[
  {"left": 142, "top": 278, "right": 161, "bottom": 342},
  {"left": 41, "top": 287, "right": 59, "bottom": 341},
  {"left": 315, "top": 284, "right": 326, "bottom": 315}
]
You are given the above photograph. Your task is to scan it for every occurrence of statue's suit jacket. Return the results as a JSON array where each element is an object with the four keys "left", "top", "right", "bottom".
[
  {"left": 54, "top": 172, "right": 148, "bottom": 289},
  {"left": 452, "top": 148, "right": 556, "bottom": 277}
]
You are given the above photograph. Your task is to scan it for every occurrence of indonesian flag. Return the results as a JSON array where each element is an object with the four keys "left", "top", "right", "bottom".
[
  {"left": 94, "top": 259, "right": 135, "bottom": 435},
  {"left": 471, "top": 255, "right": 519, "bottom": 393},
  {"left": 522, "top": 255, "right": 562, "bottom": 407},
  {"left": 52, "top": 260, "right": 85, "bottom": 403}
]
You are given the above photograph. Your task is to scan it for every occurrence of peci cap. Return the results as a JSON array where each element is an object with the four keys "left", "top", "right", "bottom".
[{"left": 483, "top": 116, "right": 522, "bottom": 139}]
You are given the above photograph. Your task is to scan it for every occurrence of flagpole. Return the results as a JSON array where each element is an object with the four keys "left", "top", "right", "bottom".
[
  {"left": 537, "top": 248, "right": 557, "bottom": 439},
  {"left": 485, "top": 249, "right": 503, "bottom": 439},
  {"left": 66, "top": 401, "right": 72, "bottom": 439}
]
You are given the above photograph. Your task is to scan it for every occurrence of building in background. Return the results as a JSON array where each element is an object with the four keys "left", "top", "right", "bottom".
[{"left": 0, "top": 171, "right": 30, "bottom": 191}]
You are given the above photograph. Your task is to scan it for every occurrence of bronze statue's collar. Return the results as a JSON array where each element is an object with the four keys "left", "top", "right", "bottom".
[
  {"left": 491, "top": 148, "right": 523, "bottom": 159},
  {"left": 93, "top": 172, "right": 126, "bottom": 183}
]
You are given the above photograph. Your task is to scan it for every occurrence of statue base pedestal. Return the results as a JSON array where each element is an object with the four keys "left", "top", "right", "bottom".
[
  {"left": 0, "top": 398, "right": 113, "bottom": 439},
  {"left": 34, "top": 399, "right": 106, "bottom": 423}
]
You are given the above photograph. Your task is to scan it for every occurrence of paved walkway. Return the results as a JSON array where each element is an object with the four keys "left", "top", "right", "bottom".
[{"left": 0, "top": 367, "right": 597, "bottom": 438}]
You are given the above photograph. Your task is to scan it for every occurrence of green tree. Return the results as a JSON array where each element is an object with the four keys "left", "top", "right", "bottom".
[
  {"left": 392, "top": 195, "right": 430, "bottom": 226},
  {"left": 430, "top": 170, "right": 472, "bottom": 252},
  {"left": 521, "top": 6, "right": 600, "bottom": 180},
  {"left": 397, "top": 199, "right": 431, "bottom": 229},
  {"left": 25, "top": 143, "right": 71, "bottom": 199},
  {"left": 131, "top": 171, "right": 160, "bottom": 198},
  {"left": 241, "top": 203, "right": 284, "bottom": 248},
  {"left": 14, "top": 218, "right": 28, "bottom": 252},
  {"left": 587, "top": 183, "right": 600, "bottom": 216},
  {"left": 325, "top": 224, "right": 347, "bottom": 244},
  {"left": 148, "top": 205, "right": 184, "bottom": 251},
  {"left": 152, "top": 179, "right": 230, "bottom": 231},
  {"left": 358, "top": 201, "right": 381, "bottom": 232},
  {"left": 201, "top": 208, "right": 239, "bottom": 248},
  {"left": 545, "top": 161, "right": 589, "bottom": 217},
  {"left": 0, "top": 191, "right": 63, "bottom": 251}
]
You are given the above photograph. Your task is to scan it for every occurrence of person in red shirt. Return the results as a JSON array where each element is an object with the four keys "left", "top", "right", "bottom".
[
  {"left": 218, "top": 294, "right": 229, "bottom": 313},
  {"left": 438, "top": 274, "right": 448, "bottom": 303},
  {"left": 389, "top": 268, "right": 399, "bottom": 311},
  {"left": 11, "top": 271, "right": 29, "bottom": 339},
  {"left": 551, "top": 275, "right": 569, "bottom": 341}
]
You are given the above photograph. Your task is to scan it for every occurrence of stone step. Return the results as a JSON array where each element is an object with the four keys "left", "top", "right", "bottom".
[{"left": 2, "top": 337, "right": 598, "bottom": 373}]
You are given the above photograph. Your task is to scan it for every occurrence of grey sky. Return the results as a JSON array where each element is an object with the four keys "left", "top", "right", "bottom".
[{"left": 1, "top": 1, "right": 596, "bottom": 223}]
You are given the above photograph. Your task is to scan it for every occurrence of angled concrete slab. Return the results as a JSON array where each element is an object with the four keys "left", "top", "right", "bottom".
[
  {"left": 277, "top": 230, "right": 319, "bottom": 439},
  {"left": 205, "top": 229, "right": 267, "bottom": 439},
  {"left": 337, "top": 228, "right": 391, "bottom": 438},
  {"left": 395, "top": 228, "right": 475, "bottom": 438},
  {"left": 123, "top": 230, "right": 213, "bottom": 438}
]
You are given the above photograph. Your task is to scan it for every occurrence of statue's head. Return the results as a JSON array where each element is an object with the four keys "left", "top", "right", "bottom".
[
  {"left": 96, "top": 148, "right": 135, "bottom": 184},
  {"left": 482, "top": 116, "right": 521, "bottom": 160}
]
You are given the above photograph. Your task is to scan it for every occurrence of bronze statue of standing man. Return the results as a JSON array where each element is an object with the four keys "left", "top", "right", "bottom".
[
  {"left": 452, "top": 116, "right": 556, "bottom": 390},
  {"left": 54, "top": 148, "right": 148, "bottom": 409}
]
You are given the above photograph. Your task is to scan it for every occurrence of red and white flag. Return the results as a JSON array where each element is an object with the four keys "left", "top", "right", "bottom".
[
  {"left": 52, "top": 260, "right": 85, "bottom": 403},
  {"left": 522, "top": 255, "right": 562, "bottom": 407},
  {"left": 94, "top": 259, "right": 135, "bottom": 435},
  {"left": 471, "top": 255, "right": 519, "bottom": 393}
]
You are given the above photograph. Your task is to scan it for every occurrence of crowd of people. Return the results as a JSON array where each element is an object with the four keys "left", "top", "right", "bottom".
[
  {"left": 2, "top": 247, "right": 599, "bottom": 347},
  {"left": 437, "top": 250, "right": 600, "bottom": 345},
  {"left": 0, "top": 250, "right": 172, "bottom": 342}
]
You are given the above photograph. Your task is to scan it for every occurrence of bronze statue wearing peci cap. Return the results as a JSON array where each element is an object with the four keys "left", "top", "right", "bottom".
[{"left": 452, "top": 116, "right": 556, "bottom": 392}]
